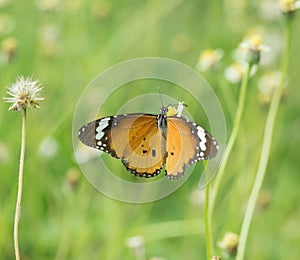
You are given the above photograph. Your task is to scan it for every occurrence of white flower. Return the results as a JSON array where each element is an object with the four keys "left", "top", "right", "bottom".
[
  {"left": 75, "top": 145, "right": 99, "bottom": 164},
  {"left": 3, "top": 76, "right": 44, "bottom": 112},
  {"left": 224, "top": 62, "right": 256, "bottom": 84},
  {"left": 0, "top": 141, "right": 9, "bottom": 163},
  {"left": 279, "top": 0, "right": 300, "bottom": 13},
  {"left": 258, "top": 71, "right": 283, "bottom": 104},
  {"left": 39, "top": 137, "right": 59, "bottom": 159},
  {"left": 36, "top": 0, "right": 61, "bottom": 11},
  {"left": 258, "top": 71, "right": 282, "bottom": 94},
  {"left": 259, "top": 1, "right": 281, "bottom": 21},
  {"left": 166, "top": 101, "right": 185, "bottom": 117},
  {"left": 239, "top": 34, "right": 270, "bottom": 65},
  {"left": 189, "top": 189, "right": 206, "bottom": 207},
  {"left": 39, "top": 24, "right": 60, "bottom": 57},
  {"left": 217, "top": 232, "right": 239, "bottom": 255},
  {"left": 196, "top": 48, "right": 224, "bottom": 72},
  {"left": 126, "top": 236, "right": 145, "bottom": 259},
  {"left": 0, "top": 36, "right": 17, "bottom": 63}
]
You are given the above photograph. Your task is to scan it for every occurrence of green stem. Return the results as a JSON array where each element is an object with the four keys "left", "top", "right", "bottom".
[
  {"left": 14, "top": 108, "right": 26, "bottom": 260},
  {"left": 209, "top": 64, "right": 252, "bottom": 219},
  {"left": 236, "top": 18, "right": 292, "bottom": 260},
  {"left": 204, "top": 161, "right": 213, "bottom": 259}
]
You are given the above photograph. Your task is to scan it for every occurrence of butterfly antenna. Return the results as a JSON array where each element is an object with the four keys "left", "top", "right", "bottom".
[{"left": 157, "top": 87, "right": 164, "bottom": 107}]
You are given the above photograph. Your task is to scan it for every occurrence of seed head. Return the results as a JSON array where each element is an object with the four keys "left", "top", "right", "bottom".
[{"left": 3, "top": 76, "right": 44, "bottom": 112}]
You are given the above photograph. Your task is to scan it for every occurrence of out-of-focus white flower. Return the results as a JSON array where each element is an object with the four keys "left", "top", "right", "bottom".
[
  {"left": 224, "top": 62, "right": 258, "bottom": 84},
  {"left": 211, "top": 256, "right": 222, "bottom": 260},
  {"left": 0, "top": 0, "right": 12, "bottom": 7},
  {"left": 64, "top": 168, "right": 81, "bottom": 192},
  {"left": 126, "top": 236, "right": 145, "bottom": 259},
  {"left": 36, "top": 0, "right": 61, "bottom": 11},
  {"left": 189, "top": 189, "right": 206, "bottom": 207},
  {"left": 258, "top": 70, "right": 283, "bottom": 104},
  {"left": 239, "top": 34, "right": 270, "bottom": 65},
  {"left": 196, "top": 49, "right": 224, "bottom": 72},
  {"left": 259, "top": 1, "right": 281, "bottom": 21},
  {"left": 39, "top": 24, "right": 60, "bottom": 57},
  {"left": 3, "top": 76, "right": 44, "bottom": 112},
  {"left": 279, "top": 0, "right": 300, "bottom": 13},
  {"left": 39, "top": 137, "right": 59, "bottom": 159},
  {"left": 217, "top": 232, "right": 239, "bottom": 256},
  {"left": 260, "top": 31, "right": 283, "bottom": 67},
  {"left": 224, "top": 62, "right": 245, "bottom": 84},
  {"left": 75, "top": 145, "right": 99, "bottom": 164},
  {"left": 0, "top": 141, "right": 9, "bottom": 163},
  {"left": 0, "top": 36, "right": 17, "bottom": 63}
]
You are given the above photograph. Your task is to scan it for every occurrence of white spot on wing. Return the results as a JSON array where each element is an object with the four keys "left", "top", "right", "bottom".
[
  {"left": 96, "top": 118, "right": 110, "bottom": 140},
  {"left": 200, "top": 141, "right": 207, "bottom": 151}
]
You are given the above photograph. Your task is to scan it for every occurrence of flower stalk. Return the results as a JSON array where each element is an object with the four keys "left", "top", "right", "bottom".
[
  {"left": 3, "top": 76, "right": 44, "bottom": 260},
  {"left": 209, "top": 63, "right": 252, "bottom": 220},
  {"left": 14, "top": 109, "right": 26, "bottom": 260},
  {"left": 203, "top": 161, "right": 213, "bottom": 259},
  {"left": 236, "top": 16, "right": 293, "bottom": 260}
]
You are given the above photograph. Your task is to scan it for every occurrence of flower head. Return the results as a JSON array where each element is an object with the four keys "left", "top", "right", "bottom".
[
  {"left": 196, "top": 48, "right": 223, "bottom": 72},
  {"left": 211, "top": 257, "right": 222, "bottom": 260},
  {"left": 126, "top": 236, "right": 145, "bottom": 259},
  {"left": 1, "top": 37, "right": 17, "bottom": 62},
  {"left": 167, "top": 101, "right": 185, "bottom": 117},
  {"left": 224, "top": 62, "right": 257, "bottom": 84},
  {"left": 258, "top": 70, "right": 283, "bottom": 105},
  {"left": 217, "top": 232, "right": 239, "bottom": 256},
  {"left": 279, "top": 0, "right": 300, "bottom": 14},
  {"left": 3, "top": 76, "right": 44, "bottom": 112},
  {"left": 239, "top": 34, "right": 270, "bottom": 65}
]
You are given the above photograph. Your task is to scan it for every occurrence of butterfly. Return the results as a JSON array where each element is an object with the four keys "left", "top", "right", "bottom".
[{"left": 78, "top": 102, "right": 218, "bottom": 179}]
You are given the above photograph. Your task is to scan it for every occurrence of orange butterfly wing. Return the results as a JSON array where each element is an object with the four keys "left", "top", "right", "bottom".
[
  {"left": 78, "top": 114, "right": 167, "bottom": 177},
  {"left": 165, "top": 117, "right": 218, "bottom": 179}
]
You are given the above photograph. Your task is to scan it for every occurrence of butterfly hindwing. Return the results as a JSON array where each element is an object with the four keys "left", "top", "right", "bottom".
[
  {"left": 78, "top": 114, "right": 167, "bottom": 177},
  {"left": 165, "top": 117, "right": 218, "bottom": 179}
]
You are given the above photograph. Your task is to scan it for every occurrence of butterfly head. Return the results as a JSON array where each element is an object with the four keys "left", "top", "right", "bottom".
[{"left": 159, "top": 106, "right": 169, "bottom": 116}]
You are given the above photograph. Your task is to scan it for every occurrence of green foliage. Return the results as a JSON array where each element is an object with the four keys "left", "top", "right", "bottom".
[{"left": 1, "top": 0, "right": 300, "bottom": 259}]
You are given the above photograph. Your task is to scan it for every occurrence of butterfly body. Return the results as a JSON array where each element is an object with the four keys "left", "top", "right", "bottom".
[{"left": 78, "top": 106, "right": 218, "bottom": 179}]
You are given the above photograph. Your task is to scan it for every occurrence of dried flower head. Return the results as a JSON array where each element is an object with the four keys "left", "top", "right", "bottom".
[
  {"left": 217, "top": 232, "right": 239, "bottom": 256},
  {"left": 3, "top": 76, "right": 44, "bottom": 112},
  {"left": 279, "top": 0, "right": 300, "bottom": 13},
  {"left": 196, "top": 48, "right": 223, "bottom": 72}
]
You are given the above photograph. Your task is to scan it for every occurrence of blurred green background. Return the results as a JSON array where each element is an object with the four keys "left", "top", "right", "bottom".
[{"left": 1, "top": 0, "right": 300, "bottom": 259}]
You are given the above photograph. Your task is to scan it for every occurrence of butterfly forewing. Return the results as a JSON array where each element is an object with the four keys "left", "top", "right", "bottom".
[
  {"left": 165, "top": 117, "right": 218, "bottom": 179},
  {"left": 78, "top": 114, "right": 167, "bottom": 177}
]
